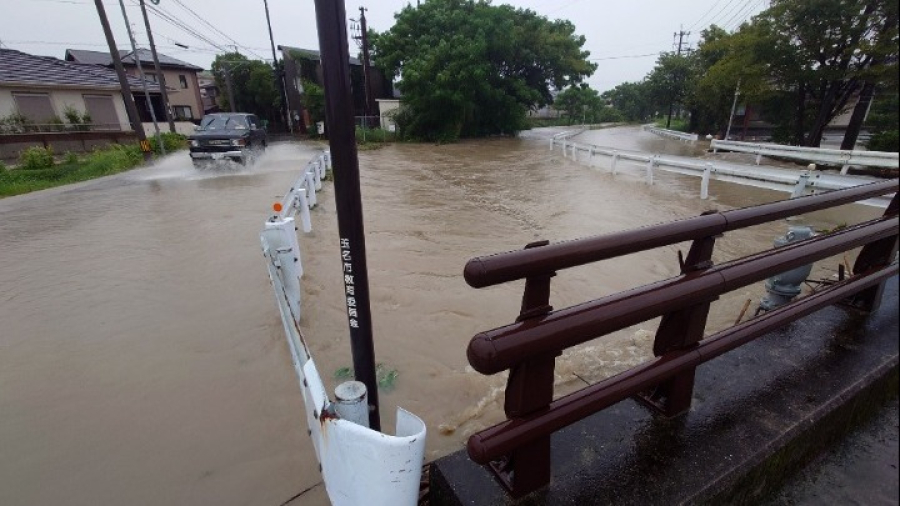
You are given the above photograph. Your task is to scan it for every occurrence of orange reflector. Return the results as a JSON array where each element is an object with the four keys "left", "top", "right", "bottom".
[{"left": 273, "top": 202, "right": 284, "bottom": 213}]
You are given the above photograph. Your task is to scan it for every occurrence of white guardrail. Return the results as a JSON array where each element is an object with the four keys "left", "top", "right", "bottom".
[
  {"left": 551, "top": 134, "right": 895, "bottom": 208},
  {"left": 711, "top": 139, "right": 900, "bottom": 174},
  {"left": 260, "top": 151, "right": 427, "bottom": 506},
  {"left": 642, "top": 124, "right": 699, "bottom": 142}
]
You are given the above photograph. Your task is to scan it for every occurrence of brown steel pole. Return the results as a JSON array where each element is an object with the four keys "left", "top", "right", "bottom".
[
  {"left": 138, "top": 0, "right": 176, "bottom": 133},
  {"left": 93, "top": 0, "right": 151, "bottom": 160},
  {"left": 313, "top": 0, "right": 380, "bottom": 431}
]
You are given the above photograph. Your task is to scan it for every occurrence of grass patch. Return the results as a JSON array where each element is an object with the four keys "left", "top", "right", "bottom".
[
  {"left": 0, "top": 143, "right": 145, "bottom": 198},
  {"left": 654, "top": 118, "right": 690, "bottom": 132}
]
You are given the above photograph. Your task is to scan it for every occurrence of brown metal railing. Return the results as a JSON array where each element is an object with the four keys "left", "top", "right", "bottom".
[{"left": 462, "top": 180, "right": 899, "bottom": 498}]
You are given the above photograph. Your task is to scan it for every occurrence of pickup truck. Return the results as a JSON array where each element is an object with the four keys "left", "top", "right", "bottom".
[{"left": 188, "top": 113, "right": 267, "bottom": 167}]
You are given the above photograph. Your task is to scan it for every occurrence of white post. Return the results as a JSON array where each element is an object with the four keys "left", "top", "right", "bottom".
[
  {"left": 841, "top": 164, "right": 851, "bottom": 175},
  {"left": 701, "top": 163, "right": 712, "bottom": 200},
  {"left": 646, "top": 157, "right": 655, "bottom": 185},
  {"left": 313, "top": 163, "right": 323, "bottom": 191},
  {"left": 550, "top": 137, "right": 554, "bottom": 151},
  {"left": 791, "top": 171, "right": 810, "bottom": 199},
  {"left": 334, "top": 381, "right": 369, "bottom": 428},
  {"left": 562, "top": 139, "right": 568, "bottom": 158},
  {"left": 306, "top": 171, "right": 318, "bottom": 207},
  {"left": 297, "top": 188, "right": 313, "bottom": 233},
  {"left": 611, "top": 151, "right": 619, "bottom": 175},
  {"left": 755, "top": 153, "right": 762, "bottom": 165}
]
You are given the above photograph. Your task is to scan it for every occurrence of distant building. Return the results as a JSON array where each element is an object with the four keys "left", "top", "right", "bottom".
[
  {"left": 277, "top": 46, "right": 395, "bottom": 133},
  {"left": 0, "top": 48, "right": 157, "bottom": 131},
  {"left": 65, "top": 48, "right": 204, "bottom": 123},
  {"left": 197, "top": 71, "right": 220, "bottom": 115}
]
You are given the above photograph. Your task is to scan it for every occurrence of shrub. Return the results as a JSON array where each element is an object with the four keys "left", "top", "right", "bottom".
[
  {"left": 867, "top": 130, "right": 898, "bottom": 153},
  {"left": 148, "top": 132, "right": 188, "bottom": 154},
  {"left": 63, "top": 106, "right": 83, "bottom": 125},
  {"left": 19, "top": 146, "right": 55, "bottom": 170},
  {"left": 64, "top": 151, "right": 79, "bottom": 165}
]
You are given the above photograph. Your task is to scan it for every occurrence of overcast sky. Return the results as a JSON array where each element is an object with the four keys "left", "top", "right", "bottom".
[{"left": 0, "top": 0, "right": 769, "bottom": 92}]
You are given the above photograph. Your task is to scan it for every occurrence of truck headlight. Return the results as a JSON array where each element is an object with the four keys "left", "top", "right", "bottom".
[
  {"left": 190, "top": 140, "right": 199, "bottom": 147},
  {"left": 231, "top": 138, "right": 246, "bottom": 147}
]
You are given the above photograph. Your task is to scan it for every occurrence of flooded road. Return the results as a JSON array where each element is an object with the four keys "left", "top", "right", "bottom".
[{"left": 0, "top": 129, "right": 882, "bottom": 505}]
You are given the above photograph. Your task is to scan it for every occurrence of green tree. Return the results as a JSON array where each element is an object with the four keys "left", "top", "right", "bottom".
[
  {"left": 555, "top": 84, "right": 622, "bottom": 124},
  {"left": 211, "top": 52, "right": 282, "bottom": 128},
  {"left": 371, "top": 0, "right": 596, "bottom": 141},
  {"left": 602, "top": 81, "right": 656, "bottom": 122}
]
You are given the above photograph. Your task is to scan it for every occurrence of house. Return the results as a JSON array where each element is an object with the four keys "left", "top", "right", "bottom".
[
  {"left": 0, "top": 47, "right": 158, "bottom": 131},
  {"left": 277, "top": 46, "right": 395, "bottom": 133},
  {"left": 197, "top": 71, "right": 220, "bottom": 115},
  {"left": 65, "top": 48, "right": 204, "bottom": 124}
]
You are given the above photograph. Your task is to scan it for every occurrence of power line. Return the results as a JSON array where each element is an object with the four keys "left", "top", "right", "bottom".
[
  {"left": 168, "top": 0, "right": 266, "bottom": 59},
  {"left": 702, "top": 0, "right": 742, "bottom": 29},
  {"left": 589, "top": 52, "right": 661, "bottom": 61},
  {"left": 688, "top": 0, "right": 727, "bottom": 31},
  {"left": 723, "top": 0, "right": 767, "bottom": 31}
]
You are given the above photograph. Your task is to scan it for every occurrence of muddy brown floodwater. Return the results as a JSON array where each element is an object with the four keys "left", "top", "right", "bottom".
[{"left": 0, "top": 128, "right": 882, "bottom": 506}]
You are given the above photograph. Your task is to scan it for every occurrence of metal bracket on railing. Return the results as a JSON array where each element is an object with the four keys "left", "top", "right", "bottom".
[
  {"left": 638, "top": 217, "right": 720, "bottom": 417},
  {"left": 486, "top": 240, "right": 559, "bottom": 498},
  {"left": 844, "top": 193, "right": 900, "bottom": 312}
]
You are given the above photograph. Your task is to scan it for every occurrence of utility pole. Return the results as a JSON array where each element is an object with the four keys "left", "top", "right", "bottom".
[
  {"left": 138, "top": 0, "right": 176, "bottom": 133},
  {"left": 263, "top": 0, "right": 293, "bottom": 133},
  {"left": 666, "top": 27, "right": 689, "bottom": 129},
  {"left": 119, "top": 0, "right": 165, "bottom": 156},
  {"left": 725, "top": 79, "right": 741, "bottom": 141},
  {"left": 93, "top": 0, "right": 151, "bottom": 161},
  {"left": 222, "top": 65, "right": 237, "bottom": 112},
  {"left": 358, "top": 7, "right": 376, "bottom": 121},
  {"left": 313, "top": 0, "right": 381, "bottom": 431}
]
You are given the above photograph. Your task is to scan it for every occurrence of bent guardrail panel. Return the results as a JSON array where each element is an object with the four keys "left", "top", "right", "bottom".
[
  {"left": 260, "top": 150, "right": 427, "bottom": 506},
  {"left": 461, "top": 180, "right": 899, "bottom": 498}
]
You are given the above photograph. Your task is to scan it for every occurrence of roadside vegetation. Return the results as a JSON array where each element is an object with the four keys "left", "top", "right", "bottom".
[
  {"left": 0, "top": 133, "right": 186, "bottom": 198},
  {"left": 600, "top": 0, "right": 897, "bottom": 150}
]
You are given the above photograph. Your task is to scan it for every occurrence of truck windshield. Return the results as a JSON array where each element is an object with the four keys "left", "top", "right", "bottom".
[{"left": 199, "top": 115, "right": 248, "bottom": 131}]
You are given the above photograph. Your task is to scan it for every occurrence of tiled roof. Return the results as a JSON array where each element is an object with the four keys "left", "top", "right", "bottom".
[
  {"left": 278, "top": 45, "right": 363, "bottom": 66},
  {"left": 65, "top": 48, "right": 203, "bottom": 71},
  {"left": 0, "top": 48, "right": 160, "bottom": 91}
]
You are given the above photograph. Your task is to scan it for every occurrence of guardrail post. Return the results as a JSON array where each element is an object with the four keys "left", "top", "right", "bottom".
[
  {"left": 791, "top": 172, "right": 811, "bottom": 199},
  {"left": 841, "top": 164, "right": 851, "bottom": 175},
  {"left": 701, "top": 163, "right": 712, "bottom": 200},
  {"left": 755, "top": 152, "right": 762, "bottom": 165},
  {"left": 646, "top": 157, "right": 656, "bottom": 185},
  {"left": 549, "top": 137, "right": 554, "bottom": 152},
  {"left": 637, "top": 223, "right": 718, "bottom": 417},
  {"left": 846, "top": 193, "right": 899, "bottom": 311},
  {"left": 611, "top": 151, "right": 619, "bottom": 175},
  {"left": 305, "top": 171, "right": 318, "bottom": 207},
  {"left": 489, "top": 240, "right": 557, "bottom": 498},
  {"left": 296, "top": 189, "right": 313, "bottom": 233}
]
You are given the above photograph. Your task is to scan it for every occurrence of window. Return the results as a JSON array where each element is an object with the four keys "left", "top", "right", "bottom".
[
  {"left": 12, "top": 93, "right": 56, "bottom": 123},
  {"left": 83, "top": 95, "right": 120, "bottom": 130},
  {"left": 146, "top": 73, "right": 158, "bottom": 83},
  {"left": 173, "top": 106, "right": 193, "bottom": 120},
  {"left": 179, "top": 75, "right": 188, "bottom": 89}
]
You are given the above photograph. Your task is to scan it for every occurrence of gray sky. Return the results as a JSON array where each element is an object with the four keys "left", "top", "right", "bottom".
[{"left": 0, "top": 0, "right": 769, "bottom": 92}]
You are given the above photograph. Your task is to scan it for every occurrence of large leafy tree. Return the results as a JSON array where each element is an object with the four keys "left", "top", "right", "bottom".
[
  {"left": 211, "top": 52, "right": 282, "bottom": 128},
  {"left": 602, "top": 81, "right": 656, "bottom": 122},
  {"left": 371, "top": 0, "right": 596, "bottom": 141},
  {"left": 556, "top": 84, "right": 623, "bottom": 124}
]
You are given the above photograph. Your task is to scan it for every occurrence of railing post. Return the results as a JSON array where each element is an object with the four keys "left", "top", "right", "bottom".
[
  {"left": 489, "top": 240, "right": 557, "bottom": 498},
  {"left": 636, "top": 219, "right": 718, "bottom": 417},
  {"left": 701, "top": 163, "right": 712, "bottom": 200},
  {"left": 611, "top": 151, "right": 620, "bottom": 175},
  {"left": 646, "top": 157, "right": 656, "bottom": 185},
  {"left": 791, "top": 171, "right": 811, "bottom": 199},
  {"left": 755, "top": 152, "right": 762, "bottom": 165},
  {"left": 562, "top": 139, "right": 567, "bottom": 158},
  {"left": 845, "top": 193, "right": 899, "bottom": 311}
]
